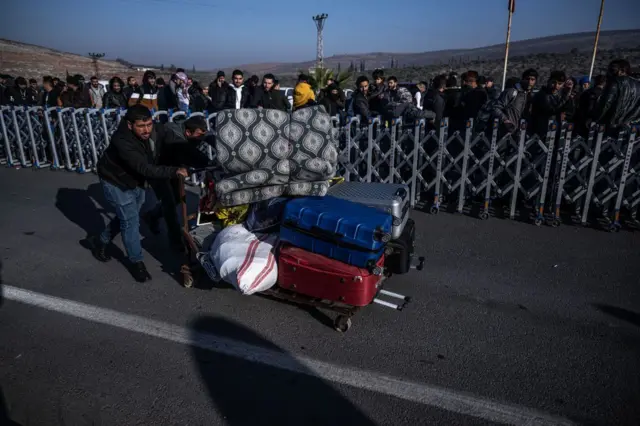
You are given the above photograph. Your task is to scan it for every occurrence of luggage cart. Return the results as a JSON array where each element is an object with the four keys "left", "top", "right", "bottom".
[{"left": 177, "top": 169, "right": 423, "bottom": 332}]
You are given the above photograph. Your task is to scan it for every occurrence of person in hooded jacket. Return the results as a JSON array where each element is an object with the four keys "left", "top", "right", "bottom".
[
  {"left": 319, "top": 83, "right": 344, "bottom": 117},
  {"left": 189, "top": 81, "right": 213, "bottom": 113},
  {"left": 143, "top": 115, "right": 211, "bottom": 251},
  {"left": 6, "top": 77, "right": 38, "bottom": 106},
  {"left": 129, "top": 70, "right": 159, "bottom": 111},
  {"left": 103, "top": 77, "right": 128, "bottom": 109},
  {"left": 293, "top": 78, "right": 317, "bottom": 111}
]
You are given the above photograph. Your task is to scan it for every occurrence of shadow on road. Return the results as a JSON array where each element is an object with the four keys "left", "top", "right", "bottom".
[
  {"left": 0, "top": 260, "right": 22, "bottom": 426},
  {"left": 190, "top": 316, "right": 375, "bottom": 426},
  {"left": 55, "top": 183, "right": 199, "bottom": 283},
  {"left": 593, "top": 303, "right": 640, "bottom": 328}
]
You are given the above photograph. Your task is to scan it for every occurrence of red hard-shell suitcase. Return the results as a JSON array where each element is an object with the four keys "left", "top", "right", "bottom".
[{"left": 277, "top": 245, "right": 384, "bottom": 307}]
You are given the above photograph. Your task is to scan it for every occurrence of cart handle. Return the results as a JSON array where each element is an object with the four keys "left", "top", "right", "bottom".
[{"left": 187, "top": 165, "right": 223, "bottom": 174}]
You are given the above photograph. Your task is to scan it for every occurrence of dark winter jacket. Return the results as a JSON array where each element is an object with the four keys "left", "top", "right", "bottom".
[
  {"left": 154, "top": 121, "right": 210, "bottom": 168},
  {"left": 251, "top": 87, "right": 289, "bottom": 111},
  {"left": 490, "top": 84, "right": 528, "bottom": 133},
  {"left": 593, "top": 75, "right": 640, "bottom": 131},
  {"left": 224, "top": 84, "right": 251, "bottom": 109},
  {"left": 351, "top": 90, "right": 371, "bottom": 119},
  {"left": 5, "top": 85, "right": 38, "bottom": 106},
  {"left": 530, "top": 87, "right": 571, "bottom": 137},
  {"left": 461, "top": 86, "right": 489, "bottom": 121},
  {"left": 574, "top": 86, "right": 603, "bottom": 135},
  {"left": 422, "top": 88, "right": 446, "bottom": 128},
  {"left": 57, "top": 87, "right": 91, "bottom": 108},
  {"left": 189, "top": 92, "right": 212, "bottom": 113},
  {"left": 103, "top": 90, "right": 128, "bottom": 109},
  {"left": 41, "top": 89, "right": 60, "bottom": 108},
  {"left": 162, "top": 84, "right": 179, "bottom": 110},
  {"left": 207, "top": 82, "right": 228, "bottom": 112},
  {"left": 97, "top": 122, "right": 179, "bottom": 190}
]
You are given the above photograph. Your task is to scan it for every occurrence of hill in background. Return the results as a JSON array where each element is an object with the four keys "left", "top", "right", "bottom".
[{"left": 233, "top": 29, "right": 640, "bottom": 75}]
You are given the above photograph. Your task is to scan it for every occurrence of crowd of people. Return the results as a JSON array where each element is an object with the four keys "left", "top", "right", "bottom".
[
  {"left": 1, "top": 58, "right": 639, "bottom": 139},
  {"left": 0, "top": 58, "right": 638, "bottom": 282}
]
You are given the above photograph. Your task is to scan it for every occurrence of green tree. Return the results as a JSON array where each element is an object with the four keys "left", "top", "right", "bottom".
[{"left": 300, "top": 67, "right": 353, "bottom": 92}]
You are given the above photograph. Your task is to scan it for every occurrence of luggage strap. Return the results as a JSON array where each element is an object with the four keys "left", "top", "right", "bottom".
[{"left": 282, "top": 221, "right": 384, "bottom": 254}]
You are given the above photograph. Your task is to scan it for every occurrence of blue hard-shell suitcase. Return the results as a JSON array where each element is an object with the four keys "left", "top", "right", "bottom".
[{"left": 280, "top": 196, "right": 393, "bottom": 269}]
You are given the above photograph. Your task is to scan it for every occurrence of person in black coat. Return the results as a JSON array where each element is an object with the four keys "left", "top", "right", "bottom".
[
  {"left": 250, "top": 74, "right": 289, "bottom": 111},
  {"left": 102, "top": 77, "right": 128, "bottom": 109},
  {"left": 92, "top": 105, "right": 188, "bottom": 282},
  {"left": 224, "top": 70, "right": 251, "bottom": 109},
  {"left": 144, "top": 115, "right": 210, "bottom": 251},
  {"left": 5, "top": 77, "right": 38, "bottom": 106}
]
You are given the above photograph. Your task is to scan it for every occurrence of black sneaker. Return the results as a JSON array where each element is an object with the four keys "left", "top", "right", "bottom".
[
  {"left": 89, "top": 235, "right": 112, "bottom": 262},
  {"left": 130, "top": 261, "right": 152, "bottom": 283},
  {"left": 143, "top": 211, "right": 161, "bottom": 235}
]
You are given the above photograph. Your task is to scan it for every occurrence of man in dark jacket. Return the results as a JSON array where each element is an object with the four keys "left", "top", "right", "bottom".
[
  {"left": 208, "top": 71, "right": 228, "bottom": 112},
  {"left": 351, "top": 76, "right": 372, "bottom": 119},
  {"left": 224, "top": 69, "right": 251, "bottom": 109},
  {"left": 319, "top": 83, "right": 344, "bottom": 117},
  {"left": 92, "top": 105, "right": 188, "bottom": 282},
  {"left": 530, "top": 71, "right": 572, "bottom": 138},
  {"left": 423, "top": 75, "right": 447, "bottom": 132},
  {"left": 592, "top": 59, "right": 640, "bottom": 136},
  {"left": 485, "top": 70, "right": 533, "bottom": 134},
  {"left": 575, "top": 74, "right": 606, "bottom": 136},
  {"left": 368, "top": 69, "right": 387, "bottom": 117},
  {"left": 250, "top": 73, "right": 289, "bottom": 111},
  {"left": 40, "top": 76, "right": 60, "bottom": 108},
  {"left": 144, "top": 115, "right": 210, "bottom": 251},
  {"left": 6, "top": 77, "right": 38, "bottom": 106},
  {"left": 58, "top": 75, "right": 91, "bottom": 108},
  {"left": 460, "top": 71, "right": 488, "bottom": 122}
]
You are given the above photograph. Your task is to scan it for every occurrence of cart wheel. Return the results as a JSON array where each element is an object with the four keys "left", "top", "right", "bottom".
[
  {"left": 429, "top": 206, "right": 439, "bottom": 215},
  {"left": 551, "top": 219, "right": 561, "bottom": 228},
  {"left": 479, "top": 211, "right": 489, "bottom": 220},
  {"left": 534, "top": 218, "right": 543, "bottom": 227},
  {"left": 334, "top": 315, "right": 352, "bottom": 333}
]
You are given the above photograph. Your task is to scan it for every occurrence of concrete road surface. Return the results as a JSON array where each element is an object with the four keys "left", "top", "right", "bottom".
[{"left": 0, "top": 167, "right": 639, "bottom": 426}]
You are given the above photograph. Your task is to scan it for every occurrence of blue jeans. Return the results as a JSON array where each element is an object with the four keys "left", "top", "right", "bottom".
[{"left": 99, "top": 180, "right": 146, "bottom": 263}]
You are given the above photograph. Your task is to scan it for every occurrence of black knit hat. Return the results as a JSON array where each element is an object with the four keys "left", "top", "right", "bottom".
[{"left": 217, "top": 70, "right": 225, "bottom": 78}]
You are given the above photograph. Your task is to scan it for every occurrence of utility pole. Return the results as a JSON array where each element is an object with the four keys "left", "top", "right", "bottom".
[
  {"left": 312, "top": 14, "right": 328, "bottom": 69},
  {"left": 588, "top": 0, "right": 605, "bottom": 81},
  {"left": 88, "top": 52, "right": 105, "bottom": 78}
]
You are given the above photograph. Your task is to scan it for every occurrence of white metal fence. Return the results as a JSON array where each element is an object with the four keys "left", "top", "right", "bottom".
[{"left": 1, "top": 105, "right": 638, "bottom": 231}]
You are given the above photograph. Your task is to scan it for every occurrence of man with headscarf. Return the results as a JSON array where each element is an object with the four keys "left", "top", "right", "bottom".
[{"left": 293, "top": 74, "right": 316, "bottom": 110}]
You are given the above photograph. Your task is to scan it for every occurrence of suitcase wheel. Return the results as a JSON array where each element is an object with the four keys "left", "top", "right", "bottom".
[{"left": 334, "top": 315, "right": 352, "bottom": 333}]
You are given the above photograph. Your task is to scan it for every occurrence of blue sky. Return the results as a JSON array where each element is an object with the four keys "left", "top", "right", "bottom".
[{"left": 0, "top": 0, "right": 638, "bottom": 69}]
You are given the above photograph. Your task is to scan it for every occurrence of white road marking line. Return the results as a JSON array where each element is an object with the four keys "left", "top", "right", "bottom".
[{"left": 4, "top": 285, "right": 576, "bottom": 426}]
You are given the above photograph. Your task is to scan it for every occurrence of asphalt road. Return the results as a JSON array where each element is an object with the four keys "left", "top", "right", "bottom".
[{"left": 0, "top": 167, "right": 639, "bottom": 426}]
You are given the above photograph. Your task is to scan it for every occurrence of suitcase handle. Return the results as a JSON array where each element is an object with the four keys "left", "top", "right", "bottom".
[
  {"left": 310, "top": 225, "right": 345, "bottom": 241},
  {"left": 394, "top": 187, "right": 408, "bottom": 199}
]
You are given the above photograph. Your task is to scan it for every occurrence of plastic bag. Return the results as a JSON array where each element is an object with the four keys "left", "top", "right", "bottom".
[
  {"left": 214, "top": 204, "right": 249, "bottom": 227},
  {"left": 209, "top": 224, "right": 278, "bottom": 295}
]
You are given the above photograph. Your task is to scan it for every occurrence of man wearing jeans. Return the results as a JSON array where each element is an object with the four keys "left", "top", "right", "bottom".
[{"left": 92, "top": 105, "right": 188, "bottom": 282}]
